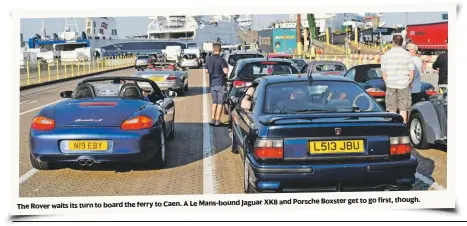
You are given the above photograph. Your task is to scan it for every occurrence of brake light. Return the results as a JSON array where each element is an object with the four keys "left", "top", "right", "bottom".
[
  {"left": 121, "top": 116, "right": 153, "bottom": 130},
  {"left": 233, "top": 80, "right": 252, "bottom": 88},
  {"left": 166, "top": 75, "right": 176, "bottom": 81},
  {"left": 31, "top": 116, "right": 55, "bottom": 131},
  {"left": 426, "top": 89, "right": 437, "bottom": 96},
  {"left": 260, "top": 61, "right": 278, "bottom": 65},
  {"left": 389, "top": 136, "right": 412, "bottom": 155},
  {"left": 366, "top": 88, "right": 386, "bottom": 97},
  {"left": 254, "top": 139, "right": 283, "bottom": 159}
]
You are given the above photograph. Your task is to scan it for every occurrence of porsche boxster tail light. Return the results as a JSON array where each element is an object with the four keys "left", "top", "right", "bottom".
[
  {"left": 121, "top": 116, "right": 153, "bottom": 130},
  {"left": 254, "top": 139, "right": 283, "bottom": 159},
  {"left": 166, "top": 75, "right": 176, "bottom": 81},
  {"left": 31, "top": 116, "right": 55, "bottom": 131},
  {"left": 389, "top": 136, "right": 411, "bottom": 155},
  {"left": 366, "top": 88, "right": 386, "bottom": 97},
  {"left": 233, "top": 80, "right": 252, "bottom": 88}
]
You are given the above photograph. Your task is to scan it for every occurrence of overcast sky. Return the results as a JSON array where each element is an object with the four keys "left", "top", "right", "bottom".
[{"left": 20, "top": 12, "right": 447, "bottom": 39}]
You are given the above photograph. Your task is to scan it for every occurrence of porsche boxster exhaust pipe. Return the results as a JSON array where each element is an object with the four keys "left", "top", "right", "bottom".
[
  {"left": 85, "top": 159, "right": 94, "bottom": 166},
  {"left": 78, "top": 159, "right": 86, "bottom": 166},
  {"left": 78, "top": 159, "right": 95, "bottom": 167}
]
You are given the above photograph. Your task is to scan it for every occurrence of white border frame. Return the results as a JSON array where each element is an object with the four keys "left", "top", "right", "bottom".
[{"left": 8, "top": 0, "right": 460, "bottom": 219}]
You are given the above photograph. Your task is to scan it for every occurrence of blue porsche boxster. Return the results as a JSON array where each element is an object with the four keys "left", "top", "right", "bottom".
[
  {"left": 29, "top": 76, "right": 176, "bottom": 170},
  {"left": 231, "top": 74, "right": 418, "bottom": 193}
]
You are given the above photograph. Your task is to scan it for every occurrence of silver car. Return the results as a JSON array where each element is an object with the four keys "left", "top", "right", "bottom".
[
  {"left": 134, "top": 69, "right": 189, "bottom": 96},
  {"left": 135, "top": 55, "right": 152, "bottom": 70}
]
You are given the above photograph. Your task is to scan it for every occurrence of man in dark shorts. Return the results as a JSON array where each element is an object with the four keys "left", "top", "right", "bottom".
[{"left": 206, "top": 43, "right": 229, "bottom": 127}]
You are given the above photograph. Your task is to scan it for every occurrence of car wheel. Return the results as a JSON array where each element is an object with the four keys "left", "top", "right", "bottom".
[
  {"left": 243, "top": 156, "right": 256, "bottom": 193},
  {"left": 154, "top": 129, "right": 166, "bottom": 168},
  {"left": 409, "top": 112, "right": 429, "bottom": 149},
  {"left": 30, "top": 153, "right": 56, "bottom": 170},
  {"left": 167, "top": 112, "right": 175, "bottom": 140},
  {"left": 231, "top": 128, "right": 239, "bottom": 154}
]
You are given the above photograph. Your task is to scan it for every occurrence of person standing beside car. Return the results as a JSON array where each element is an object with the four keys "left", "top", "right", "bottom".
[
  {"left": 406, "top": 43, "right": 423, "bottom": 105},
  {"left": 206, "top": 42, "right": 229, "bottom": 127},
  {"left": 433, "top": 39, "right": 448, "bottom": 94},
  {"left": 381, "top": 35, "right": 415, "bottom": 124}
]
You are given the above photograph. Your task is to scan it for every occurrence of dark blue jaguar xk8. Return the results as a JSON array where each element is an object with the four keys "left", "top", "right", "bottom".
[
  {"left": 29, "top": 76, "right": 176, "bottom": 170},
  {"left": 229, "top": 74, "right": 418, "bottom": 193}
]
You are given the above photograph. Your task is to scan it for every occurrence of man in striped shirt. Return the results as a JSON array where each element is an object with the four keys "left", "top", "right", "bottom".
[{"left": 381, "top": 35, "right": 415, "bottom": 123}]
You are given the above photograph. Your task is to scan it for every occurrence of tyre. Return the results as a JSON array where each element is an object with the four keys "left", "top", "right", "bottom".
[
  {"left": 409, "top": 112, "right": 430, "bottom": 149},
  {"left": 231, "top": 129, "right": 239, "bottom": 154},
  {"left": 243, "top": 156, "right": 256, "bottom": 193},
  {"left": 167, "top": 112, "right": 175, "bottom": 140},
  {"left": 30, "top": 153, "right": 55, "bottom": 170},
  {"left": 154, "top": 130, "right": 166, "bottom": 168}
]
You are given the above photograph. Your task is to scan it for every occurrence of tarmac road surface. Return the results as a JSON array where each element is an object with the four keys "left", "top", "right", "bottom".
[{"left": 18, "top": 68, "right": 447, "bottom": 197}]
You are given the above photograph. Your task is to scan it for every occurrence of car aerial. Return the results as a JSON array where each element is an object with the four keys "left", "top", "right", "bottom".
[
  {"left": 408, "top": 91, "right": 447, "bottom": 149},
  {"left": 230, "top": 74, "right": 418, "bottom": 193},
  {"left": 342, "top": 64, "right": 437, "bottom": 108},
  {"left": 290, "top": 58, "right": 307, "bottom": 71},
  {"left": 224, "top": 58, "right": 300, "bottom": 128},
  {"left": 134, "top": 63, "right": 189, "bottom": 96},
  {"left": 301, "top": 60, "right": 348, "bottom": 75},
  {"left": 223, "top": 50, "right": 265, "bottom": 77},
  {"left": 29, "top": 76, "right": 177, "bottom": 170},
  {"left": 180, "top": 53, "right": 201, "bottom": 69},
  {"left": 135, "top": 55, "right": 153, "bottom": 71}
]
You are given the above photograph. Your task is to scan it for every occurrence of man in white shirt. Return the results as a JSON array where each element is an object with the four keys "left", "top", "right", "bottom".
[{"left": 381, "top": 35, "right": 415, "bottom": 124}]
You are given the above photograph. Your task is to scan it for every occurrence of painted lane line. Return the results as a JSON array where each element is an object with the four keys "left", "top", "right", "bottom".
[
  {"left": 19, "top": 169, "right": 38, "bottom": 184},
  {"left": 20, "top": 99, "right": 62, "bottom": 116},
  {"left": 20, "top": 100, "right": 37, "bottom": 105},
  {"left": 202, "top": 69, "right": 215, "bottom": 195},
  {"left": 415, "top": 172, "right": 445, "bottom": 190}
]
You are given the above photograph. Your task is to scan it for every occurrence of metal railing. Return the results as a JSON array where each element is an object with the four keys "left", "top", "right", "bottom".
[{"left": 20, "top": 56, "right": 136, "bottom": 87}]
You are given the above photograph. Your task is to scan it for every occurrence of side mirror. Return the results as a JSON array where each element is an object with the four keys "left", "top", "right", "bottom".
[
  {"left": 168, "top": 90, "right": 178, "bottom": 97},
  {"left": 60, "top": 91, "right": 73, "bottom": 98}
]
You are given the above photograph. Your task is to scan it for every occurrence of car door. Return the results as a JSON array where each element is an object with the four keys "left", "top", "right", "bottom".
[
  {"left": 153, "top": 89, "right": 174, "bottom": 134},
  {"left": 233, "top": 86, "right": 257, "bottom": 157}
]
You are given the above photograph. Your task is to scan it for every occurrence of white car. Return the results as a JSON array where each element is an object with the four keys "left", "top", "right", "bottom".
[{"left": 180, "top": 54, "right": 200, "bottom": 69}]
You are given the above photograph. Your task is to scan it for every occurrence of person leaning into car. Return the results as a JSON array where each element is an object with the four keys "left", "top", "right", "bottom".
[
  {"left": 381, "top": 35, "right": 415, "bottom": 124},
  {"left": 407, "top": 43, "right": 423, "bottom": 105}
]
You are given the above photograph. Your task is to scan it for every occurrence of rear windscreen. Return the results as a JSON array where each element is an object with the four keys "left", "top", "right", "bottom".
[
  {"left": 238, "top": 62, "right": 299, "bottom": 80},
  {"left": 228, "top": 54, "right": 263, "bottom": 65}
]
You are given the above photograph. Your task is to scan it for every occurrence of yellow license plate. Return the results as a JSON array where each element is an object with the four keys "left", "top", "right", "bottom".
[
  {"left": 309, "top": 140, "right": 364, "bottom": 154},
  {"left": 68, "top": 140, "right": 108, "bottom": 151},
  {"left": 150, "top": 77, "right": 165, "bottom": 82}
]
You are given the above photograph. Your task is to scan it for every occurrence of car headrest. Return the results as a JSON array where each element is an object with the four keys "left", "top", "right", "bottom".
[
  {"left": 119, "top": 83, "right": 143, "bottom": 99},
  {"left": 73, "top": 83, "right": 96, "bottom": 99}
]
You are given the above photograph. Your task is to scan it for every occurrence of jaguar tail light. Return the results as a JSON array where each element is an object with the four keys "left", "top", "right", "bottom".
[
  {"left": 426, "top": 88, "right": 438, "bottom": 96},
  {"left": 254, "top": 139, "right": 284, "bottom": 159},
  {"left": 389, "top": 136, "right": 412, "bottom": 156},
  {"left": 366, "top": 87, "right": 386, "bottom": 97},
  {"left": 121, "top": 116, "right": 153, "bottom": 130},
  {"left": 233, "top": 80, "right": 252, "bottom": 88},
  {"left": 31, "top": 116, "right": 55, "bottom": 131}
]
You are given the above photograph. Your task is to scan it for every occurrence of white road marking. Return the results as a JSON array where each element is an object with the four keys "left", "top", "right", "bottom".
[
  {"left": 415, "top": 172, "right": 445, "bottom": 190},
  {"left": 20, "top": 99, "right": 62, "bottom": 116},
  {"left": 20, "top": 100, "right": 37, "bottom": 105},
  {"left": 19, "top": 168, "right": 38, "bottom": 184},
  {"left": 175, "top": 97, "right": 186, "bottom": 102},
  {"left": 202, "top": 69, "right": 215, "bottom": 194}
]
